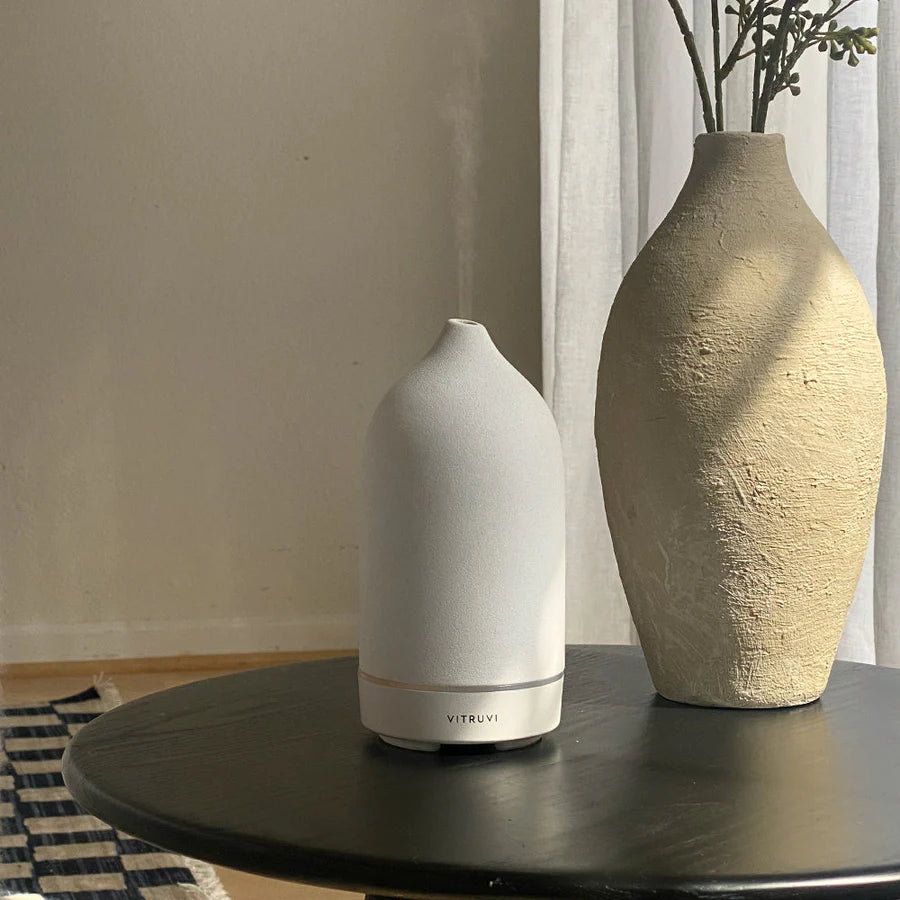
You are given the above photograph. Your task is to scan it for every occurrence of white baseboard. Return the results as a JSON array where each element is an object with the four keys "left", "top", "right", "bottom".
[{"left": 0, "top": 613, "right": 359, "bottom": 664}]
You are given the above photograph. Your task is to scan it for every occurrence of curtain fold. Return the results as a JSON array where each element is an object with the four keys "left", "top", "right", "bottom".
[
  {"left": 541, "top": 0, "right": 899, "bottom": 663},
  {"left": 830, "top": 0, "right": 880, "bottom": 663},
  {"left": 876, "top": 0, "right": 900, "bottom": 666},
  {"left": 540, "top": 0, "right": 631, "bottom": 643}
]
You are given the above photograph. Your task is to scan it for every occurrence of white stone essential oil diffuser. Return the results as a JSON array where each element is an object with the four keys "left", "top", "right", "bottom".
[{"left": 358, "top": 318, "right": 566, "bottom": 751}]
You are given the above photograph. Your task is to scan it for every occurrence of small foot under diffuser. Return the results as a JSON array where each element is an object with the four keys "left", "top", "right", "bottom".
[{"left": 379, "top": 734, "right": 542, "bottom": 753}]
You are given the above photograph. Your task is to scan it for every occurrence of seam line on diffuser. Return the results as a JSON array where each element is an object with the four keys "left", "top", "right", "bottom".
[{"left": 357, "top": 670, "right": 564, "bottom": 693}]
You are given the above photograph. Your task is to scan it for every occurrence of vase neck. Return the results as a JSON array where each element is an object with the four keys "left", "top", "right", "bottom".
[{"left": 684, "top": 132, "right": 799, "bottom": 200}]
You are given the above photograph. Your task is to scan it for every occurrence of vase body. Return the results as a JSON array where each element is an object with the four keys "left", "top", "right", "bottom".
[
  {"left": 596, "top": 133, "right": 886, "bottom": 708},
  {"left": 359, "top": 318, "right": 565, "bottom": 748}
]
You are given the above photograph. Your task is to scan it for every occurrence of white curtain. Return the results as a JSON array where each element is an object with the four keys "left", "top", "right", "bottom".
[{"left": 541, "top": 0, "right": 900, "bottom": 665}]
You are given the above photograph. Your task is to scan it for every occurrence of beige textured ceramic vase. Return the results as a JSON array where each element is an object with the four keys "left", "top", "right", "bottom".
[{"left": 596, "top": 132, "right": 886, "bottom": 708}]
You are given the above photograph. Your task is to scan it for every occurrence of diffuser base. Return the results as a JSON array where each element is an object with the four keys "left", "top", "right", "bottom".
[{"left": 359, "top": 669, "right": 563, "bottom": 748}]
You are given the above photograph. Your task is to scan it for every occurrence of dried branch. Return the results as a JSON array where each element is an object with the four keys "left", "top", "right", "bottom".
[
  {"left": 712, "top": 0, "right": 724, "bottom": 130},
  {"left": 668, "top": 0, "right": 879, "bottom": 135},
  {"left": 754, "top": 0, "right": 797, "bottom": 131},
  {"left": 751, "top": 1, "right": 765, "bottom": 131},
  {"left": 667, "top": 0, "right": 716, "bottom": 133}
]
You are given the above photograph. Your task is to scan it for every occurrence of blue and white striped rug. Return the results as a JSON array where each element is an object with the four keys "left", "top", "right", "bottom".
[{"left": 0, "top": 683, "right": 230, "bottom": 899}]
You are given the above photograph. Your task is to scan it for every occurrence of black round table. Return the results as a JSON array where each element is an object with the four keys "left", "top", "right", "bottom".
[{"left": 62, "top": 645, "right": 900, "bottom": 900}]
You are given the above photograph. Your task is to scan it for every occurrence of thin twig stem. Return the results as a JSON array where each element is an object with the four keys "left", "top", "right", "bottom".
[
  {"left": 666, "top": 0, "right": 716, "bottom": 133},
  {"left": 720, "top": 0, "right": 759, "bottom": 78},
  {"left": 712, "top": 0, "right": 724, "bottom": 130},
  {"left": 834, "top": 0, "right": 866, "bottom": 16},
  {"left": 755, "top": 0, "right": 798, "bottom": 131}
]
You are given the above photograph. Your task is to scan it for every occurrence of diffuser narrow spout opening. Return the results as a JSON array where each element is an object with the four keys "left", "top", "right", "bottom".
[{"left": 429, "top": 317, "right": 497, "bottom": 359}]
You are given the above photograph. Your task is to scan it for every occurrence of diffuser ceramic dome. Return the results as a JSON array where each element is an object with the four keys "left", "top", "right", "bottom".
[{"left": 359, "top": 318, "right": 565, "bottom": 751}]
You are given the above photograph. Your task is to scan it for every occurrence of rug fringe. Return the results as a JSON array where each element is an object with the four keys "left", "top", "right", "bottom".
[
  {"left": 181, "top": 857, "right": 234, "bottom": 900},
  {"left": 88, "top": 674, "right": 232, "bottom": 900},
  {"left": 92, "top": 673, "right": 124, "bottom": 710}
]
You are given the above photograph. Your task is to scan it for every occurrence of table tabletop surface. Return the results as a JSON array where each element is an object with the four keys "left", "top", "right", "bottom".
[{"left": 62, "top": 645, "right": 900, "bottom": 900}]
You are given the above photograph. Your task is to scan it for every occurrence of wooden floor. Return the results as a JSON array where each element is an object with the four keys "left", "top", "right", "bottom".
[{"left": 0, "top": 656, "right": 363, "bottom": 900}]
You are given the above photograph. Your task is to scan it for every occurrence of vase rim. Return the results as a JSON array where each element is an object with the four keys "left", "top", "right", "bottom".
[
  {"left": 695, "top": 131, "right": 785, "bottom": 144},
  {"left": 433, "top": 317, "right": 495, "bottom": 354}
]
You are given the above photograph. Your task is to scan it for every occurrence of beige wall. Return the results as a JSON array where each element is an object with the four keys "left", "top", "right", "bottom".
[{"left": 0, "top": 1, "right": 540, "bottom": 662}]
